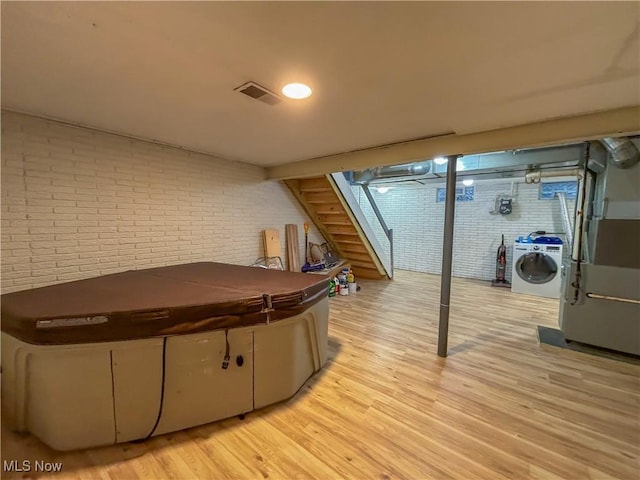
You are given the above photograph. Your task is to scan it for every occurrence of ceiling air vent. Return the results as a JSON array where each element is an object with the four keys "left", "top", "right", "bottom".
[{"left": 234, "top": 81, "right": 282, "bottom": 106}]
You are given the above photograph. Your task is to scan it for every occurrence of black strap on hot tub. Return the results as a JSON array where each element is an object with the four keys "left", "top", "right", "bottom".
[
  {"left": 222, "top": 329, "right": 230, "bottom": 369},
  {"left": 137, "top": 336, "right": 167, "bottom": 442}
]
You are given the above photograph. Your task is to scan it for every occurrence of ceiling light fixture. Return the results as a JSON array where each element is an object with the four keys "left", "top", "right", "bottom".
[
  {"left": 433, "top": 157, "right": 447, "bottom": 165},
  {"left": 462, "top": 179, "right": 474, "bottom": 186},
  {"left": 282, "top": 83, "right": 312, "bottom": 99},
  {"left": 376, "top": 186, "right": 390, "bottom": 194}
]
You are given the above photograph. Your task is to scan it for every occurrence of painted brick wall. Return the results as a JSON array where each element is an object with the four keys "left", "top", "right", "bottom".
[
  {"left": 1, "top": 111, "right": 320, "bottom": 293},
  {"left": 353, "top": 180, "right": 576, "bottom": 281}
]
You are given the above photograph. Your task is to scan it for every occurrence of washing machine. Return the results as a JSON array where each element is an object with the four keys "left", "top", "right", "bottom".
[{"left": 511, "top": 238, "right": 563, "bottom": 299}]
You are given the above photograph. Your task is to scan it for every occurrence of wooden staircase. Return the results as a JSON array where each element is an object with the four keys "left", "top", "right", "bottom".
[{"left": 285, "top": 176, "right": 389, "bottom": 280}]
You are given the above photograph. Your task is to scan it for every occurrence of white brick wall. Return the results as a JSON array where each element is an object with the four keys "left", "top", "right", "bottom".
[
  {"left": 353, "top": 179, "right": 576, "bottom": 281},
  {"left": 1, "top": 111, "right": 320, "bottom": 293}
]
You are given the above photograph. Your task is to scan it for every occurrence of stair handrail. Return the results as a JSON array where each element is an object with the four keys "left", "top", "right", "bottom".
[
  {"left": 328, "top": 173, "right": 393, "bottom": 278},
  {"left": 361, "top": 184, "right": 394, "bottom": 278}
]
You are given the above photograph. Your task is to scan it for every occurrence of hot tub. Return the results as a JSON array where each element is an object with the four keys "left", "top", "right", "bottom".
[{"left": 1, "top": 262, "right": 330, "bottom": 451}]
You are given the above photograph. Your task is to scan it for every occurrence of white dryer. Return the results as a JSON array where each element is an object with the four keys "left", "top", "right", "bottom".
[{"left": 511, "top": 240, "right": 563, "bottom": 299}]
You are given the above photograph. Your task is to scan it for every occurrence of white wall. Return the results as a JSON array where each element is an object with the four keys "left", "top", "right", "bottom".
[
  {"left": 353, "top": 180, "right": 576, "bottom": 281},
  {"left": 1, "top": 111, "right": 320, "bottom": 293}
]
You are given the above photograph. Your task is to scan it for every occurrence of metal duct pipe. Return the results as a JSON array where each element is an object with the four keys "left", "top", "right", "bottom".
[
  {"left": 352, "top": 161, "right": 431, "bottom": 184},
  {"left": 587, "top": 141, "right": 607, "bottom": 173},
  {"left": 600, "top": 137, "right": 640, "bottom": 169},
  {"left": 557, "top": 192, "right": 574, "bottom": 251},
  {"left": 524, "top": 168, "right": 583, "bottom": 184}
]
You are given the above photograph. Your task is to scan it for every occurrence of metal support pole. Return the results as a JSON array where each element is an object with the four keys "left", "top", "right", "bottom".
[
  {"left": 438, "top": 155, "right": 459, "bottom": 357},
  {"left": 389, "top": 228, "right": 394, "bottom": 279}
]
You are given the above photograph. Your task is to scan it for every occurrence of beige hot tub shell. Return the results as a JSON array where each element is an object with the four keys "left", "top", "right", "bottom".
[{"left": 2, "top": 298, "right": 328, "bottom": 451}]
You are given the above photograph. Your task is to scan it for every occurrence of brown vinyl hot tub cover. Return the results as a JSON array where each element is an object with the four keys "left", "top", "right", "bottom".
[{"left": 1, "top": 262, "right": 330, "bottom": 345}]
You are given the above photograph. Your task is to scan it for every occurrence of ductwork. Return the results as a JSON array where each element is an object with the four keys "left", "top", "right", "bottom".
[
  {"left": 524, "top": 168, "right": 583, "bottom": 184},
  {"left": 353, "top": 161, "right": 431, "bottom": 184},
  {"left": 585, "top": 141, "right": 607, "bottom": 173},
  {"left": 600, "top": 137, "right": 640, "bottom": 169},
  {"left": 348, "top": 138, "right": 638, "bottom": 185},
  {"left": 350, "top": 144, "right": 585, "bottom": 185}
]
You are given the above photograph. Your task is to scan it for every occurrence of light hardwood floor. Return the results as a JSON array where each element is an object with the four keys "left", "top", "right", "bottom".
[{"left": 2, "top": 270, "right": 639, "bottom": 479}]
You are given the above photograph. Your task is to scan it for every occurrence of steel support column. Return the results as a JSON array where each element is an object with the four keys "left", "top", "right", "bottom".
[{"left": 438, "top": 155, "right": 459, "bottom": 357}]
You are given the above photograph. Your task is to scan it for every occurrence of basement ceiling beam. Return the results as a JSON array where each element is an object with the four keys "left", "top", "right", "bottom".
[{"left": 267, "top": 106, "right": 640, "bottom": 180}]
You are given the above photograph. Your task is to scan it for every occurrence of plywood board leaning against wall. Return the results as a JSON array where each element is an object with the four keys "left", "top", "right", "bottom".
[
  {"left": 263, "top": 229, "right": 282, "bottom": 259},
  {"left": 285, "top": 224, "right": 301, "bottom": 272}
]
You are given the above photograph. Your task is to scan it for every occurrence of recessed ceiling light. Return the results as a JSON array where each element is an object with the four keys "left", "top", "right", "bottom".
[
  {"left": 462, "top": 179, "right": 474, "bottom": 186},
  {"left": 376, "top": 186, "right": 390, "bottom": 194},
  {"left": 433, "top": 157, "right": 447, "bottom": 165},
  {"left": 282, "top": 83, "right": 312, "bottom": 99}
]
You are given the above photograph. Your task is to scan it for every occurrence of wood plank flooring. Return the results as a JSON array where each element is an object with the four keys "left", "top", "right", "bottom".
[{"left": 2, "top": 270, "right": 639, "bottom": 479}]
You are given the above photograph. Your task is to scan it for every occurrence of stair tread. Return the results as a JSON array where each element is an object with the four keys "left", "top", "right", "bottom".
[
  {"left": 335, "top": 240, "right": 364, "bottom": 245},
  {"left": 343, "top": 252, "right": 370, "bottom": 258},
  {"left": 299, "top": 187, "right": 333, "bottom": 193},
  {"left": 341, "top": 245, "right": 368, "bottom": 251},
  {"left": 345, "top": 253, "right": 373, "bottom": 260},
  {"left": 315, "top": 210, "right": 345, "bottom": 215},
  {"left": 332, "top": 233, "right": 361, "bottom": 238},
  {"left": 349, "top": 260, "right": 378, "bottom": 269},
  {"left": 323, "top": 221, "right": 353, "bottom": 226},
  {"left": 298, "top": 177, "right": 330, "bottom": 186}
]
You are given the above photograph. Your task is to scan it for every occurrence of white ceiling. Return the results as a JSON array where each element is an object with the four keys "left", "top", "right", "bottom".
[{"left": 2, "top": 2, "right": 639, "bottom": 167}]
